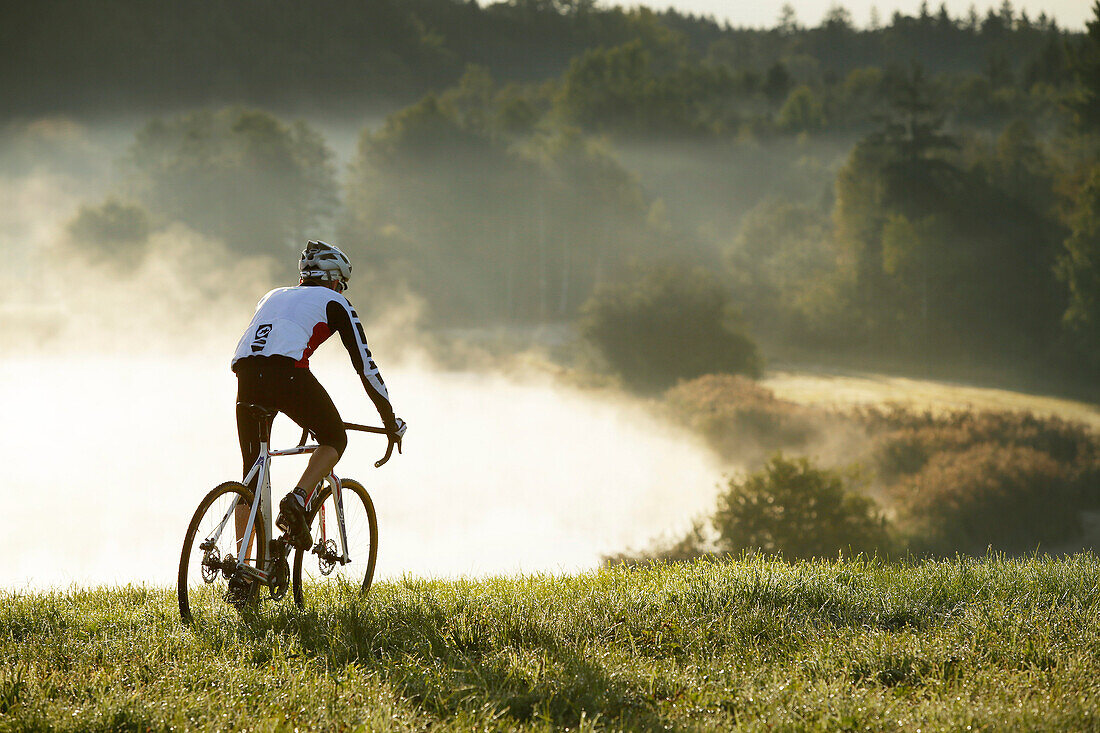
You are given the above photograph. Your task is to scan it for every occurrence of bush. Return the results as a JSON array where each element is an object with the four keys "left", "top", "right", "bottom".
[
  {"left": 664, "top": 374, "right": 836, "bottom": 465},
  {"left": 858, "top": 406, "right": 1099, "bottom": 483},
  {"left": 618, "top": 405, "right": 1100, "bottom": 565},
  {"left": 712, "top": 454, "right": 892, "bottom": 560},
  {"left": 579, "top": 264, "right": 760, "bottom": 392},
  {"left": 890, "top": 444, "right": 1084, "bottom": 556}
]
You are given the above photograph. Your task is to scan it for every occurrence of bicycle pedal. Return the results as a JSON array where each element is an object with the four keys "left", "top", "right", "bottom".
[{"left": 269, "top": 558, "right": 290, "bottom": 601}]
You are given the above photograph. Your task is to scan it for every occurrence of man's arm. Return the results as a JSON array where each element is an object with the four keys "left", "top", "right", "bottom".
[{"left": 326, "top": 299, "right": 398, "bottom": 429}]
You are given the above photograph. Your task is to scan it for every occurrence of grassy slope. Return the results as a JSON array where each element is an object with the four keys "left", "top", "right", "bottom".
[{"left": 1, "top": 556, "right": 1099, "bottom": 731}]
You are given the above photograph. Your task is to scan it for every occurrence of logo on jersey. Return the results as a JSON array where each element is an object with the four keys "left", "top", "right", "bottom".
[{"left": 251, "top": 324, "right": 273, "bottom": 352}]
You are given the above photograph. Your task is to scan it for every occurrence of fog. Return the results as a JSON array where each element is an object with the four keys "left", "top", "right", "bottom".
[
  {"left": 1, "top": 138, "right": 726, "bottom": 588},
  {"left": 7, "top": 37, "right": 1095, "bottom": 583},
  {"left": 2, "top": 354, "right": 724, "bottom": 588}
]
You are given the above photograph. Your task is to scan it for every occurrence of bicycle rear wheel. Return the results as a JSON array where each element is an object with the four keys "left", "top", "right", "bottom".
[
  {"left": 292, "top": 478, "right": 377, "bottom": 608},
  {"left": 178, "top": 481, "right": 267, "bottom": 625}
]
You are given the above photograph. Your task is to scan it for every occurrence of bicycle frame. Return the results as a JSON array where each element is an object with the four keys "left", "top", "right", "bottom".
[
  {"left": 198, "top": 407, "right": 394, "bottom": 590},
  {"left": 202, "top": 437, "right": 350, "bottom": 583}
]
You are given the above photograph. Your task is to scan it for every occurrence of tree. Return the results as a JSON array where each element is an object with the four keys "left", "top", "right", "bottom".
[
  {"left": 1069, "top": 2, "right": 1100, "bottom": 131},
  {"left": 1057, "top": 165, "right": 1100, "bottom": 371},
  {"left": 122, "top": 108, "right": 337, "bottom": 257},
  {"left": 987, "top": 120, "right": 1056, "bottom": 215},
  {"left": 831, "top": 65, "right": 1064, "bottom": 361},
  {"left": 579, "top": 264, "right": 760, "bottom": 392},
  {"left": 557, "top": 41, "right": 738, "bottom": 136},
  {"left": 822, "top": 5, "right": 855, "bottom": 35},
  {"left": 712, "top": 455, "right": 891, "bottom": 559},
  {"left": 726, "top": 200, "right": 834, "bottom": 342},
  {"left": 764, "top": 62, "right": 793, "bottom": 102},
  {"left": 832, "top": 79, "right": 961, "bottom": 342},
  {"left": 342, "top": 83, "right": 660, "bottom": 324},
  {"left": 777, "top": 85, "right": 825, "bottom": 131},
  {"left": 777, "top": 4, "right": 800, "bottom": 35},
  {"left": 559, "top": 42, "right": 652, "bottom": 132},
  {"left": 67, "top": 199, "right": 152, "bottom": 269}
]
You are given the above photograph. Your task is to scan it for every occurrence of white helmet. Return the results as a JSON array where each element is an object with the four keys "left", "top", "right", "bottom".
[{"left": 299, "top": 240, "right": 352, "bottom": 291}]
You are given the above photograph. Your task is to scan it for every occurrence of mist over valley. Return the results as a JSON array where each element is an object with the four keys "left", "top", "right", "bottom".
[{"left": 4, "top": 0, "right": 1100, "bottom": 585}]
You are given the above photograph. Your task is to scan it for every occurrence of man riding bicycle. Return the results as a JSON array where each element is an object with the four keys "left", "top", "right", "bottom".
[{"left": 231, "top": 240, "right": 406, "bottom": 551}]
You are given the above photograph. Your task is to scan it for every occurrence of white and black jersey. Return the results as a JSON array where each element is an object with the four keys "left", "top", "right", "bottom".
[{"left": 231, "top": 285, "right": 395, "bottom": 427}]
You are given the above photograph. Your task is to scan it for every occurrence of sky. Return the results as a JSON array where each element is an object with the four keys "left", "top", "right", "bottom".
[{"left": 648, "top": 0, "right": 1091, "bottom": 30}]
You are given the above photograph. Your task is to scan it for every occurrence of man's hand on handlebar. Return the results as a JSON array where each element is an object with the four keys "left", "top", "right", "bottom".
[
  {"left": 340, "top": 419, "right": 405, "bottom": 467},
  {"left": 387, "top": 417, "right": 407, "bottom": 453},
  {"left": 369, "top": 417, "right": 405, "bottom": 467}
]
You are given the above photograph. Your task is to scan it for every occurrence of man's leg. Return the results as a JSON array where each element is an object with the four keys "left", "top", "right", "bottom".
[
  {"left": 275, "top": 369, "right": 348, "bottom": 548},
  {"left": 235, "top": 387, "right": 263, "bottom": 559},
  {"left": 295, "top": 445, "right": 340, "bottom": 499}
]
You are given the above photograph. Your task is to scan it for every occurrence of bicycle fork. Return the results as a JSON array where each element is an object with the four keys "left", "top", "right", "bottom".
[{"left": 302, "top": 472, "right": 352, "bottom": 567}]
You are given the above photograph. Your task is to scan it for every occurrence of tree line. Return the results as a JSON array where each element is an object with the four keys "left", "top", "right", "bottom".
[
  {"left": 53, "top": 1, "right": 1100, "bottom": 393},
  {"left": 2, "top": 0, "right": 1077, "bottom": 117}
]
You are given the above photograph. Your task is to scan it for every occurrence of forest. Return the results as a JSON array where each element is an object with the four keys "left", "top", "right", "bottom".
[
  {"left": 12, "top": 0, "right": 1100, "bottom": 397},
  {"left": 5, "top": 9, "right": 1100, "bottom": 728}
]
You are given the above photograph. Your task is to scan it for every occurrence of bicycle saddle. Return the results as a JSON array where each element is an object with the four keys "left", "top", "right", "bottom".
[{"left": 237, "top": 402, "right": 278, "bottom": 421}]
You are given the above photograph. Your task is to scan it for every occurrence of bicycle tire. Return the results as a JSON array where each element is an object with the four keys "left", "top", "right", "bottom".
[
  {"left": 292, "top": 477, "right": 378, "bottom": 608},
  {"left": 178, "top": 481, "right": 267, "bottom": 625}
]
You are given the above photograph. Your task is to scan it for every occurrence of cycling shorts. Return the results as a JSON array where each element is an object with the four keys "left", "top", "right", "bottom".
[{"left": 234, "top": 356, "right": 348, "bottom": 479}]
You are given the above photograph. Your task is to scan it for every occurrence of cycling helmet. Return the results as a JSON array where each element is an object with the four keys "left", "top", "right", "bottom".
[{"left": 299, "top": 240, "right": 352, "bottom": 291}]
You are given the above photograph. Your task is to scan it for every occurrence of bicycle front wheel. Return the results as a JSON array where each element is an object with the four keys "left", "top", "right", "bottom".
[
  {"left": 178, "top": 481, "right": 267, "bottom": 625},
  {"left": 292, "top": 478, "right": 378, "bottom": 608}
]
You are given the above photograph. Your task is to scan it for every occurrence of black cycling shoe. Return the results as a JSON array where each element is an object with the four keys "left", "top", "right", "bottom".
[{"left": 276, "top": 493, "right": 312, "bottom": 550}]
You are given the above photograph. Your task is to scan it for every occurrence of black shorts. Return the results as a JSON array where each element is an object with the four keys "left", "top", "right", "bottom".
[{"left": 234, "top": 356, "right": 348, "bottom": 478}]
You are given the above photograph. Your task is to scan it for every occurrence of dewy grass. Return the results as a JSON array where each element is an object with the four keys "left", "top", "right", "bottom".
[{"left": 1, "top": 555, "right": 1098, "bottom": 731}]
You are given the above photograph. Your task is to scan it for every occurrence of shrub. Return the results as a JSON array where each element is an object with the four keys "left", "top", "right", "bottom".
[
  {"left": 890, "top": 444, "right": 1083, "bottom": 555},
  {"left": 712, "top": 454, "right": 892, "bottom": 560},
  {"left": 859, "top": 407, "right": 1099, "bottom": 483},
  {"left": 579, "top": 264, "right": 760, "bottom": 392},
  {"left": 619, "top": 405, "right": 1100, "bottom": 565},
  {"left": 664, "top": 374, "right": 835, "bottom": 465}
]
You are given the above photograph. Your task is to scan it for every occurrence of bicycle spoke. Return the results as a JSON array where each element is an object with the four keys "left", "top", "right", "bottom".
[
  {"left": 179, "top": 483, "right": 266, "bottom": 625},
  {"left": 293, "top": 478, "right": 377, "bottom": 608}
]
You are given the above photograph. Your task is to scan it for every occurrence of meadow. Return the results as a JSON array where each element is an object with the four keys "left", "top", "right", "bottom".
[{"left": 2, "top": 555, "right": 1098, "bottom": 731}]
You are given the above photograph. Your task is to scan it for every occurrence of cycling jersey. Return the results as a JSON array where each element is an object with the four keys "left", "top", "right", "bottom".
[{"left": 231, "top": 285, "right": 396, "bottom": 428}]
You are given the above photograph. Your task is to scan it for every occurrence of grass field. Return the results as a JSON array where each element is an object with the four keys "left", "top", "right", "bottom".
[
  {"left": 762, "top": 370, "right": 1100, "bottom": 429},
  {"left": 2, "top": 556, "right": 1098, "bottom": 731}
]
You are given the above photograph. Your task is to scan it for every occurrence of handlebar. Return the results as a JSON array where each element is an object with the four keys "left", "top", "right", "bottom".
[{"left": 297, "top": 422, "right": 402, "bottom": 467}]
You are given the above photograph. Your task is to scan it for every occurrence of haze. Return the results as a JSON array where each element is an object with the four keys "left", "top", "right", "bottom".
[
  {"left": 651, "top": 0, "right": 1090, "bottom": 30},
  {"left": 4, "top": 0, "right": 1099, "bottom": 587}
]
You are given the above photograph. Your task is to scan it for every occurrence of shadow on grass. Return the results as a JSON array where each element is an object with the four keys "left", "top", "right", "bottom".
[{"left": 223, "top": 594, "right": 675, "bottom": 730}]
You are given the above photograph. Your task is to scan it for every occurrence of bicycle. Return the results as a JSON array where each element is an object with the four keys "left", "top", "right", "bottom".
[{"left": 178, "top": 402, "right": 399, "bottom": 624}]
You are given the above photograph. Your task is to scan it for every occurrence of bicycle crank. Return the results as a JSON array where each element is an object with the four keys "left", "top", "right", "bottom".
[{"left": 269, "top": 557, "right": 290, "bottom": 600}]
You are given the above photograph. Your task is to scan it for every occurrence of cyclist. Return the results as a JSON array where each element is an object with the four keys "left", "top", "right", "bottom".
[{"left": 231, "top": 240, "right": 406, "bottom": 551}]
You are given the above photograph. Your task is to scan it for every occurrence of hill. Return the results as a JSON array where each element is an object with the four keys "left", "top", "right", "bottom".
[{"left": 2, "top": 556, "right": 1098, "bottom": 730}]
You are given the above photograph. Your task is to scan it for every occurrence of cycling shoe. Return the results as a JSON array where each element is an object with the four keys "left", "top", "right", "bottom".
[{"left": 276, "top": 493, "right": 313, "bottom": 550}]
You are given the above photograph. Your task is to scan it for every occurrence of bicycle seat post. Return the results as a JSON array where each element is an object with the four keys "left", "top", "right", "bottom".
[
  {"left": 258, "top": 412, "right": 274, "bottom": 445},
  {"left": 237, "top": 402, "right": 279, "bottom": 569}
]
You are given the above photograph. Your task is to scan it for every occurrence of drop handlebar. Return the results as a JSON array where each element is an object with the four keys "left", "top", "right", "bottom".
[{"left": 297, "top": 422, "right": 403, "bottom": 467}]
